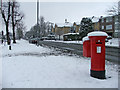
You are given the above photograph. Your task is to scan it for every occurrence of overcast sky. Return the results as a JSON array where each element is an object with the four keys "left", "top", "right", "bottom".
[
  {"left": 0, "top": 0, "right": 118, "bottom": 32},
  {"left": 40, "top": 2, "right": 116, "bottom": 23}
]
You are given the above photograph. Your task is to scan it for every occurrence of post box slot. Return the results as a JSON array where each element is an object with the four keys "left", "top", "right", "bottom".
[{"left": 96, "top": 42, "right": 102, "bottom": 44}]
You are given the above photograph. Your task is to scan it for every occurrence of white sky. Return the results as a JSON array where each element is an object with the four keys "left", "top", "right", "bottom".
[
  {"left": 40, "top": 2, "right": 116, "bottom": 23},
  {"left": 0, "top": 0, "right": 119, "bottom": 32}
]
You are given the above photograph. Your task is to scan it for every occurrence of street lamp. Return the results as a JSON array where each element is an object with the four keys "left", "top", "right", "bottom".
[
  {"left": 37, "top": 0, "right": 39, "bottom": 25},
  {"left": 36, "top": 0, "right": 40, "bottom": 45}
]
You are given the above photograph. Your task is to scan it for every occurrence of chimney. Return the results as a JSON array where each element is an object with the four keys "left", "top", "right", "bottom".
[
  {"left": 100, "top": 16, "right": 103, "bottom": 19},
  {"left": 65, "top": 19, "right": 67, "bottom": 23}
]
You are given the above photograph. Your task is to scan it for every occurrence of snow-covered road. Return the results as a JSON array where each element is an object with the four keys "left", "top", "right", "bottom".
[{"left": 0, "top": 40, "right": 118, "bottom": 88}]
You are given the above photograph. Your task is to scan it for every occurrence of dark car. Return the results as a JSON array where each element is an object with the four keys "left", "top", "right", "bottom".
[
  {"left": 29, "top": 37, "right": 44, "bottom": 44},
  {"left": 29, "top": 38, "right": 38, "bottom": 44}
]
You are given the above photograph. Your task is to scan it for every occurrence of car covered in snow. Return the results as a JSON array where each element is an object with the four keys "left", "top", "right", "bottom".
[{"left": 105, "top": 36, "right": 112, "bottom": 42}]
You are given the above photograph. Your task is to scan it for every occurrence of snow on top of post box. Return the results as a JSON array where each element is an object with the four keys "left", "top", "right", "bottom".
[
  {"left": 88, "top": 31, "right": 108, "bottom": 37},
  {"left": 82, "top": 36, "right": 89, "bottom": 42}
]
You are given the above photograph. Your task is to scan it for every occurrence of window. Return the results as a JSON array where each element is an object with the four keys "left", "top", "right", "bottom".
[
  {"left": 73, "top": 26, "right": 76, "bottom": 31},
  {"left": 102, "top": 26, "right": 104, "bottom": 29},
  {"left": 115, "top": 22, "right": 119, "bottom": 25},
  {"left": 115, "top": 30, "right": 119, "bottom": 32},
  {"left": 106, "top": 17, "right": 112, "bottom": 22},
  {"left": 101, "top": 19, "right": 104, "bottom": 23},
  {"left": 115, "top": 24, "right": 119, "bottom": 30},
  {"left": 106, "top": 25, "right": 112, "bottom": 30},
  {"left": 115, "top": 16, "right": 118, "bottom": 22}
]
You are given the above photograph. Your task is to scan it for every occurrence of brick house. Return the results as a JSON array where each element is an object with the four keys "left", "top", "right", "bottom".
[
  {"left": 52, "top": 19, "right": 72, "bottom": 39},
  {"left": 72, "top": 22, "right": 80, "bottom": 33},
  {"left": 99, "top": 15, "right": 120, "bottom": 37},
  {"left": 54, "top": 22, "right": 72, "bottom": 34},
  {"left": 92, "top": 22, "right": 100, "bottom": 31},
  {"left": 92, "top": 17, "right": 100, "bottom": 31}
]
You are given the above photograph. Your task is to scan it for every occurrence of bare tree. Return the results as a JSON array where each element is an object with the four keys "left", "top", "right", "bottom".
[
  {"left": 45, "top": 21, "right": 53, "bottom": 36},
  {"left": 56, "top": 28, "right": 64, "bottom": 40},
  {"left": 39, "top": 16, "right": 46, "bottom": 37},
  {"left": 1, "top": 1, "right": 11, "bottom": 45},
  {"left": 46, "top": 21, "right": 50, "bottom": 36},
  {"left": 106, "top": 1, "right": 120, "bottom": 15},
  {"left": 11, "top": 0, "right": 24, "bottom": 43},
  {"left": 16, "top": 21, "right": 26, "bottom": 40}
]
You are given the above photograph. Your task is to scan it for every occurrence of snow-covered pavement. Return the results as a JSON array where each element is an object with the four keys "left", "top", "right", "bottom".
[{"left": 1, "top": 40, "right": 118, "bottom": 88}]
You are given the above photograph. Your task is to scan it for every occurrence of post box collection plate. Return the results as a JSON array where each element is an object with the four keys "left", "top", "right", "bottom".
[{"left": 97, "top": 46, "right": 101, "bottom": 53}]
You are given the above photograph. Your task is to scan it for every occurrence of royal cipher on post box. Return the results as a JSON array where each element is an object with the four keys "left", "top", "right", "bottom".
[
  {"left": 88, "top": 31, "right": 108, "bottom": 79},
  {"left": 82, "top": 36, "right": 91, "bottom": 57}
]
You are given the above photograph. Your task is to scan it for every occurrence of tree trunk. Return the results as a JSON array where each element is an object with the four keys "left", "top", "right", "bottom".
[
  {"left": 12, "top": 2, "right": 16, "bottom": 43},
  {"left": 6, "top": 23, "right": 10, "bottom": 45},
  {"left": 1, "top": 1, "right": 11, "bottom": 45},
  {"left": 1, "top": 31, "right": 4, "bottom": 44},
  {"left": 12, "top": 25, "right": 16, "bottom": 43}
]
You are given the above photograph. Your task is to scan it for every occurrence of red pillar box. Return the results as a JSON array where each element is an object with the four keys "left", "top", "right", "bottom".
[
  {"left": 82, "top": 36, "right": 91, "bottom": 57},
  {"left": 88, "top": 31, "right": 108, "bottom": 79}
]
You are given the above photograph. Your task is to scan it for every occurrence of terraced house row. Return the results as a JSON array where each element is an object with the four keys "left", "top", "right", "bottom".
[
  {"left": 51, "top": 19, "right": 80, "bottom": 39},
  {"left": 52, "top": 15, "right": 120, "bottom": 39},
  {"left": 93, "top": 14, "right": 120, "bottom": 38}
]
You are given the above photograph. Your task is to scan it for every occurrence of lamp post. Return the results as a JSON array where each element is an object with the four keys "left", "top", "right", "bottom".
[
  {"left": 37, "top": 0, "right": 39, "bottom": 25},
  {"left": 36, "top": 0, "right": 40, "bottom": 45},
  {"left": 37, "top": 0, "right": 40, "bottom": 38}
]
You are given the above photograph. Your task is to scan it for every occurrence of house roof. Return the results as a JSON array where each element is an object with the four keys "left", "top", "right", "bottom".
[
  {"left": 99, "top": 15, "right": 119, "bottom": 19},
  {"left": 74, "top": 22, "right": 80, "bottom": 25},
  {"left": 55, "top": 22, "right": 73, "bottom": 28},
  {"left": 92, "top": 18, "right": 99, "bottom": 23},
  {"left": 63, "top": 33, "right": 79, "bottom": 36}
]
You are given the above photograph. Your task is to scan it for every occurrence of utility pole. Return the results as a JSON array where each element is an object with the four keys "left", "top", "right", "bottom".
[
  {"left": 36, "top": 0, "right": 40, "bottom": 45},
  {"left": 37, "top": 0, "right": 39, "bottom": 25},
  {"left": 37, "top": 0, "right": 40, "bottom": 38}
]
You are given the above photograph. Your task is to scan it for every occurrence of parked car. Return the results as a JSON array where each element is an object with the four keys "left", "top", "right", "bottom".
[
  {"left": 107, "top": 36, "right": 112, "bottom": 40},
  {"left": 47, "top": 35, "right": 56, "bottom": 40},
  {"left": 29, "top": 37, "right": 45, "bottom": 44},
  {"left": 105, "top": 39, "right": 108, "bottom": 42},
  {"left": 105, "top": 36, "right": 112, "bottom": 42},
  {"left": 29, "top": 38, "right": 38, "bottom": 44},
  {"left": 42, "top": 37, "right": 48, "bottom": 40}
]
